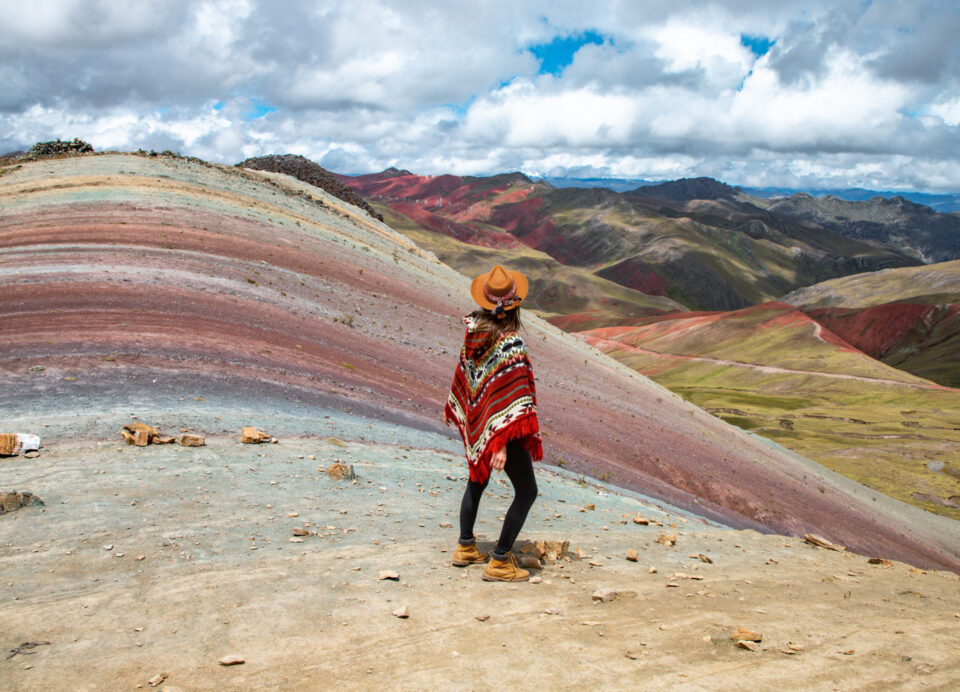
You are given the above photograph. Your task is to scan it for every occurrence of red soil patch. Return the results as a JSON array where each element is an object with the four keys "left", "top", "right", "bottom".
[
  {"left": 596, "top": 256, "right": 669, "bottom": 296},
  {"left": 807, "top": 303, "right": 940, "bottom": 357}
]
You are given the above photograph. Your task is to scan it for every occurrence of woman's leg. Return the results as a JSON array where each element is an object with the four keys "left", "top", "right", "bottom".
[
  {"left": 459, "top": 477, "right": 489, "bottom": 544},
  {"left": 493, "top": 440, "right": 538, "bottom": 558}
]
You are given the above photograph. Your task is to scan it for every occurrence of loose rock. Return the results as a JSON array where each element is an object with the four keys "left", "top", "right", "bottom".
[
  {"left": 241, "top": 427, "right": 272, "bottom": 444},
  {"left": 804, "top": 534, "right": 845, "bottom": 551},
  {"left": 655, "top": 533, "right": 677, "bottom": 547},
  {"left": 632, "top": 513, "right": 649, "bottom": 525},
  {"left": 393, "top": 606, "right": 409, "bottom": 619},
  {"left": 379, "top": 570, "right": 400, "bottom": 581},
  {"left": 730, "top": 627, "right": 762, "bottom": 642},
  {"left": 1, "top": 491, "right": 45, "bottom": 515},
  {"left": 178, "top": 434, "right": 205, "bottom": 447},
  {"left": 326, "top": 462, "right": 356, "bottom": 481},
  {"left": 218, "top": 655, "right": 245, "bottom": 666},
  {"left": 737, "top": 641, "right": 760, "bottom": 652},
  {"left": 148, "top": 673, "right": 168, "bottom": 687},
  {"left": 626, "top": 549, "right": 639, "bottom": 562},
  {"left": 592, "top": 588, "right": 619, "bottom": 602}
]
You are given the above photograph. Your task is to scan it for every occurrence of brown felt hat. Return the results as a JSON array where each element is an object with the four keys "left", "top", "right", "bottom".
[{"left": 470, "top": 265, "right": 528, "bottom": 312}]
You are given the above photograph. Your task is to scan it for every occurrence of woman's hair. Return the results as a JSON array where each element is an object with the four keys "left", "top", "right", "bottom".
[{"left": 469, "top": 306, "right": 523, "bottom": 342}]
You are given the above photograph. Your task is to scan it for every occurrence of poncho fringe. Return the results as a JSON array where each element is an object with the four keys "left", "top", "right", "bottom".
[{"left": 445, "top": 316, "right": 543, "bottom": 484}]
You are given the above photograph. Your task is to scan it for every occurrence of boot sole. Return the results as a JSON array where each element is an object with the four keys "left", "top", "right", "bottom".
[
  {"left": 451, "top": 558, "right": 488, "bottom": 566},
  {"left": 481, "top": 573, "right": 529, "bottom": 582}
]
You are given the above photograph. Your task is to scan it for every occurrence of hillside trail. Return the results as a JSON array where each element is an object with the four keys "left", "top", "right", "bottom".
[
  {"left": 581, "top": 335, "right": 957, "bottom": 392},
  {"left": 2, "top": 423, "right": 959, "bottom": 691}
]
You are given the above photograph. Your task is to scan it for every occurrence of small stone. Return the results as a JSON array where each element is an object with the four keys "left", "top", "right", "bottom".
[
  {"left": 804, "top": 534, "right": 845, "bottom": 551},
  {"left": 103, "top": 544, "right": 113, "bottom": 551},
  {"left": 625, "top": 651, "right": 640, "bottom": 660},
  {"left": 592, "top": 588, "right": 619, "bottom": 602},
  {"left": 584, "top": 503, "right": 595, "bottom": 511},
  {"left": 288, "top": 512, "right": 299, "bottom": 518},
  {"left": 655, "top": 533, "right": 677, "bottom": 547},
  {"left": 326, "top": 462, "right": 355, "bottom": 481},
  {"left": 841, "top": 649, "right": 855, "bottom": 655},
  {"left": 439, "top": 522, "right": 452, "bottom": 528},
  {"left": 476, "top": 614, "right": 490, "bottom": 621},
  {"left": 288, "top": 537, "right": 304, "bottom": 543},
  {"left": 178, "top": 434, "right": 204, "bottom": 447},
  {"left": 648, "top": 566, "right": 658, "bottom": 574},
  {"left": 241, "top": 427, "right": 270, "bottom": 444},
  {"left": 292, "top": 527, "right": 312, "bottom": 536},
  {"left": 788, "top": 644, "right": 805, "bottom": 651},
  {"left": 148, "top": 673, "right": 167, "bottom": 687},
  {"left": 392, "top": 606, "right": 409, "bottom": 618},
  {"left": 665, "top": 582, "right": 679, "bottom": 587},
  {"left": 218, "top": 655, "right": 245, "bottom": 666},
  {"left": 379, "top": 570, "right": 400, "bottom": 580},
  {"left": 696, "top": 554, "right": 713, "bottom": 564},
  {"left": 588, "top": 560, "right": 603, "bottom": 567},
  {"left": 730, "top": 627, "right": 762, "bottom": 642},
  {"left": 136, "top": 555, "right": 145, "bottom": 561},
  {"left": 737, "top": 641, "right": 760, "bottom": 652},
  {"left": 626, "top": 549, "right": 638, "bottom": 562},
  {"left": 529, "top": 576, "right": 542, "bottom": 584},
  {"left": 24, "top": 451, "right": 39, "bottom": 459},
  {"left": 632, "top": 513, "right": 649, "bottom": 525},
  {"left": 867, "top": 557, "right": 893, "bottom": 567},
  {"left": 543, "top": 607, "right": 560, "bottom": 615}
]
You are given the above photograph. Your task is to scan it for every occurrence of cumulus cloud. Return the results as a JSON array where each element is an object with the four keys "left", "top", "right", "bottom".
[{"left": 1, "top": 0, "right": 959, "bottom": 191}]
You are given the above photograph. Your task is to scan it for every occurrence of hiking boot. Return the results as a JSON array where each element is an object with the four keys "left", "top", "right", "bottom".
[
  {"left": 482, "top": 552, "right": 530, "bottom": 582},
  {"left": 452, "top": 541, "right": 489, "bottom": 566}
]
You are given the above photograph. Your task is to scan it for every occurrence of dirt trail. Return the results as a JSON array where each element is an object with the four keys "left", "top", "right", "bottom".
[
  {"left": 582, "top": 335, "right": 956, "bottom": 392},
  {"left": 2, "top": 428, "right": 959, "bottom": 690}
]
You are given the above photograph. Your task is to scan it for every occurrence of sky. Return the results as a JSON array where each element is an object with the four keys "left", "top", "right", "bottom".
[{"left": 2, "top": 0, "right": 960, "bottom": 191}]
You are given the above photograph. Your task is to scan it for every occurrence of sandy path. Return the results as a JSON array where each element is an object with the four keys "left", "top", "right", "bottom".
[{"left": 2, "top": 429, "right": 959, "bottom": 690}]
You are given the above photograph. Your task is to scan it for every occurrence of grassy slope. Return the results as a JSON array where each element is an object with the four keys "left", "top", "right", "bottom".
[
  {"left": 784, "top": 260, "right": 960, "bottom": 387},
  {"left": 581, "top": 305, "right": 960, "bottom": 519}
]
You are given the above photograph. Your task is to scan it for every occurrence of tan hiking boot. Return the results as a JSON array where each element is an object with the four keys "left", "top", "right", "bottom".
[
  {"left": 482, "top": 552, "right": 530, "bottom": 582},
  {"left": 452, "top": 541, "right": 489, "bottom": 566}
]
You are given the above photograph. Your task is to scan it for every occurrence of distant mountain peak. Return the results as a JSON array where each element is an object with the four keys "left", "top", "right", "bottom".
[
  {"left": 380, "top": 166, "right": 413, "bottom": 177},
  {"left": 628, "top": 176, "right": 741, "bottom": 201}
]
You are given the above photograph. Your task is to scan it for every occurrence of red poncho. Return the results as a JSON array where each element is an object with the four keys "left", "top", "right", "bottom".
[{"left": 444, "top": 316, "right": 543, "bottom": 483}]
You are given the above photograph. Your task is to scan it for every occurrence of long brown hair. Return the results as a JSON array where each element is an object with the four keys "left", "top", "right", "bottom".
[{"left": 469, "top": 306, "right": 523, "bottom": 343}]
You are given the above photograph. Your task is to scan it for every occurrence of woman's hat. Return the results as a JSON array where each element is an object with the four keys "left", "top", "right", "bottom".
[{"left": 471, "top": 265, "right": 528, "bottom": 312}]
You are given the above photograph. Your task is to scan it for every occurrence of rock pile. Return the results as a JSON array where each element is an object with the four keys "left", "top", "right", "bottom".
[
  {"left": 120, "top": 423, "right": 203, "bottom": 447},
  {"left": 27, "top": 138, "right": 94, "bottom": 158},
  {"left": 238, "top": 154, "right": 383, "bottom": 221}
]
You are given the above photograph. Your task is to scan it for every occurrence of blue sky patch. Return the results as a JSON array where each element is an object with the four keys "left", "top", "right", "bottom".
[
  {"left": 740, "top": 34, "right": 774, "bottom": 58},
  {"left": 529, "top": 30, "right": 607, "bottom": 75},
  {"left": 243, "top": 98, "right": 276, "bottom": 120}
]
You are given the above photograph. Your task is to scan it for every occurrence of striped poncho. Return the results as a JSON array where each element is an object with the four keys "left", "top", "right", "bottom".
[{"left": 445, "top": 315, "right": 543, "bottom": 483}]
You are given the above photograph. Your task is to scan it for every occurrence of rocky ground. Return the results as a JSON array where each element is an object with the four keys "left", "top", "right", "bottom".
[{"left": 2, "top": 408, "right": 959, "bottom": 690}]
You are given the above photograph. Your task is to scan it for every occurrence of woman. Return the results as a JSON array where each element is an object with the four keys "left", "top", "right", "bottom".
[{"left": 443, "top": 265, "right": 543, "bottom": 582}]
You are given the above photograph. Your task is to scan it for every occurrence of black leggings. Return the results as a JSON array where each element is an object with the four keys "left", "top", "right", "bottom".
[{"left": 459, "top": 439, "right": 538, "bottom": 559}]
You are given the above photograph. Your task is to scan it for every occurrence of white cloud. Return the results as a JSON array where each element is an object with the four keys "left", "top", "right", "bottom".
[{"left": 1, "top": 0, "right": 959, "bottom": 191}]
